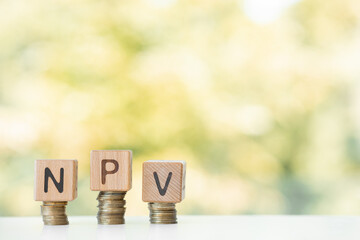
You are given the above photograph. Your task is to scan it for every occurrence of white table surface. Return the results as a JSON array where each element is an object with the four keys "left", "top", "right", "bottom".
[{"left": 0, "top": 216, "right": 359, "bottom": 240}]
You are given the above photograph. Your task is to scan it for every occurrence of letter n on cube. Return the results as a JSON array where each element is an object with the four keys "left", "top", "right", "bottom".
[{"left": 34, "top": 159, "right": 78, "bottom": 201}]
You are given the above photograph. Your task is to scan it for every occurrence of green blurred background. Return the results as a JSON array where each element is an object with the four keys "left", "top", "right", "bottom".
[{"left": 1, "top": 0, "right": 360, "bottom": 216}]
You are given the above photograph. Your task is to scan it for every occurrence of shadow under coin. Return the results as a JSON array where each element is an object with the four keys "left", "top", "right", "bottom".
[
  {"left": 148, "top": 224, "right": 178, "bottom": 240},
  {"left": 96, "top": 224, "right": 126, "bottom": 240},
  {"left": 41, "top": 225, "right": 69, "bottom": 240}
]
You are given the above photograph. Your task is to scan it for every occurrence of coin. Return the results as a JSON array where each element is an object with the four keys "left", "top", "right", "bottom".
[
  {"left": 97, "top": 191, "right": 126, "bottom": 224},
  {"left": 148, "top": 202, "right": 177, "bottom": 224},
  {"left": 41, "top": 201, "right": 69, "bottom": 225}
]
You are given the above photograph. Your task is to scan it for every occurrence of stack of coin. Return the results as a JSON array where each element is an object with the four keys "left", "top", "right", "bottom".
[
  {"left": 41, "top": 201, "right": 69, "bottom": 225},
  {"left": 97, "top": 191, "right": 126, "bottom": 224},
  {"left": 148, "top": 202, "right": 177, "bottom": 224}
]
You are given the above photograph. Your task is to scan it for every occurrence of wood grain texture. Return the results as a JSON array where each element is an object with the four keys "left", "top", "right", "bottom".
[
  {"left": 90, "top": 150, "right": 132, "bottom": 191},
  {"left": 34, "top": 159, "right": 78, "bottom": 201},
  {"left": 142, "top": 160, "right": 186, "bottom": 203}
]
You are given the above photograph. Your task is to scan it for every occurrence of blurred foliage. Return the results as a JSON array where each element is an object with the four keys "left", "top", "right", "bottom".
[{"left": 1, "top": 0, "right": 360, "bottom": 216}]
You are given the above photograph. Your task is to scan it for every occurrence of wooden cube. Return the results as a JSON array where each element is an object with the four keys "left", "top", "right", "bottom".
[
  {"left": 90, "top": 150, "right": 132, "bottom": 191},
  {"left": 34, "top": 159, "right": 78, "bottom": 201},
  {"left": 142, "top": 160, "right": 186, "bottom": 203}
]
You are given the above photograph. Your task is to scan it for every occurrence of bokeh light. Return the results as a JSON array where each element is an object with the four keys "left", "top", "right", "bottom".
[{"left": 1, "top": 0, "right": 360, "bottom": 216}]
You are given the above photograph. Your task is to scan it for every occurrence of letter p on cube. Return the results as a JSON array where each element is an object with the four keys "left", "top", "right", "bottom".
[{"left": 90, "top": 150, "right": 132, "bottom": 191}]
